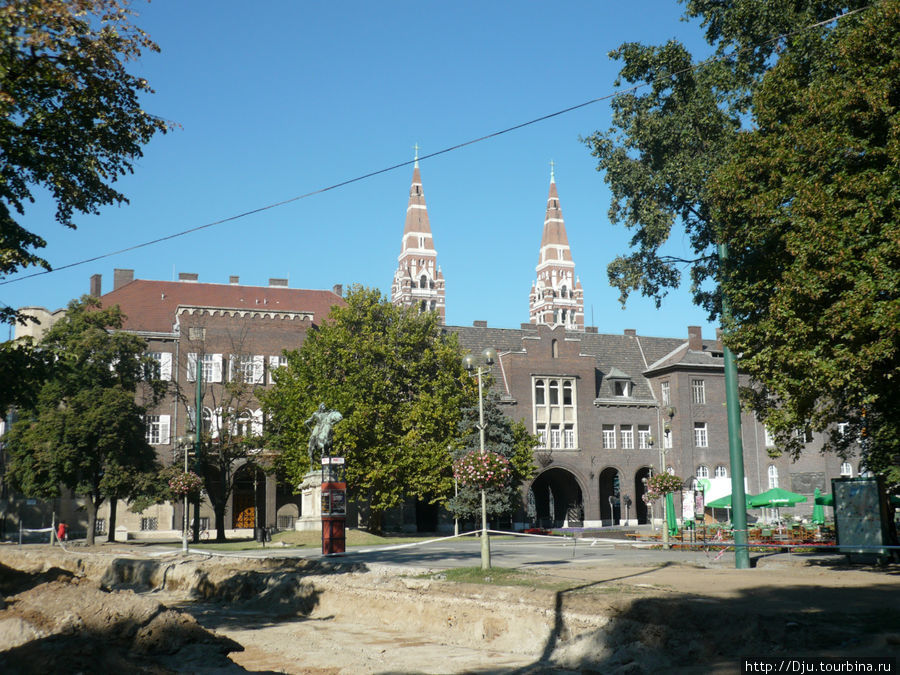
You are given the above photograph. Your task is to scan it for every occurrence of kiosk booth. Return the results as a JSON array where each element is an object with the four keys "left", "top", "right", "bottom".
[{"left": 320, "top": 456, "right": 346, "bottom": 554}]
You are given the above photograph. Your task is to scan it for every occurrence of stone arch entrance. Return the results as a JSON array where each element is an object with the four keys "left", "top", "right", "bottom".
[
  {"left": 598, "top": 467, "right": 622, "bottom": 525},
  {"left": 529, "top": 468, "right": 583, "bottom": 528},
  {"left": 232, "top": 464, "right": 266, "bottom": 529},
  {"left": 635, "top": 466, "right": 653, "bottom": 524}
]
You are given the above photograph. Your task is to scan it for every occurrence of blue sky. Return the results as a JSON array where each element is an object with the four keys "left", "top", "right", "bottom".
[{"left": 3, "top": 1, "right": 720, "bottom": 341}]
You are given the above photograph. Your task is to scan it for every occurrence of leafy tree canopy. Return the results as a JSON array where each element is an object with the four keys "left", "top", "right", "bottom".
[
  {"left": 710, "top": 1, "right": 900, "bottom": 484},
  {"left": 263, "top": 286, "right": 478, "bottom": 531},
  {"left": 584, "top": 0, "right": 897, "bottom": 484},
  {"left": 0, "top": 0, "right": 169, "bottom": 324},
  {"left": 4, "top": 295, "right": 164, "bottom": 543}
]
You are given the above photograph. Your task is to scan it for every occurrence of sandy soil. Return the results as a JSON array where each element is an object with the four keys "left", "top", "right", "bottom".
[{"left": 0, "top": 544, "right": 897, "bottom": 674}]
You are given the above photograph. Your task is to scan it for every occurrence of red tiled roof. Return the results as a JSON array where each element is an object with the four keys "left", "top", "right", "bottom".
[{"left": 100, "top": 279, "right": 345, "bottom": 333}]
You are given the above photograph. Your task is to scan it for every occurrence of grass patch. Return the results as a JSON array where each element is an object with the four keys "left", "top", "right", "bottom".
[
  {"left": 425, "top": 566, "right": 579, "bottom": 591},
  {"left": 272, "top": 529, "right": 437, "bottom": 548}
]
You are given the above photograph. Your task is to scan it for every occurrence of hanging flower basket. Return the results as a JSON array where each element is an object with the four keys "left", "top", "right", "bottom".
[
  {"left": 645, "top": 473, "right": 683, "bottom": 501},
  {"left": 453, "top": 451, "right": 511, "bottom": 490},
  {"left": 169, "top": 470, "right": 204, "bottom": 496}
]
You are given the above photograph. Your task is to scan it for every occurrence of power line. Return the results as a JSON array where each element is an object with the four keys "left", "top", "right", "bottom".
[{"left": 0, "top": 3, "right": 875, "bottom": 289}]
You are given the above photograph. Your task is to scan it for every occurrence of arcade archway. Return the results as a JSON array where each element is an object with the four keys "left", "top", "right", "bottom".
[
  {"left": 232, "top": 464, "right": 266, "bottom": 529},
  {"left": 529, "top": 468, "right": 583, "bottom": 528},
  {"left": 598, "top": 468, "right": 622, "bottom": 525},
  {"left": 634, "top": 467, "right": 653, "bottom": 524}
]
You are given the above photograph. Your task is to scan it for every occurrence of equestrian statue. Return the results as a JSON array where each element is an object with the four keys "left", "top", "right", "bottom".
[{"left": 304, "top": 403, "right": 343, "bottom": 464}]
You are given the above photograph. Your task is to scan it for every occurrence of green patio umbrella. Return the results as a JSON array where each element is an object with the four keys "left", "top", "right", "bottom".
[
  {"left": 705, "top": 493, "right": 756, "bottom": 510},
  {"left": 750, "top": 487, "right": 807, "bottom": 526},
  {"left": 814, "top": 491, "right": 834, "bottom": 507},
  {"left": 812, "top": 488, "right": 826, "bottom": 526},
  {"left": 666, "top": 492, "right": 678, "bottom": 536},
  {"left": 749, "top": 487, "right": 808, "bottom": 508}
]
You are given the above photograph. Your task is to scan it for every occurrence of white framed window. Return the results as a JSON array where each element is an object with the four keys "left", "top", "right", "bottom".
[
  {"left": 187, "top": 353, "right": 223, "bottom": 383},
  {"left": 660, "top": 381, "right": 670, "bottom": 406},
  {"left": 537, "top": 425, "right": 548, "bottom": 449},
  {"left": 696, "top": 465, "right": 709, "bottom": 479},
  {"left": 693, "top": 422, "right": 708, "bottom": 447},
  {"left": 534, "top": 379, "right": 545, "bottom": 405},
  {"left": 840, "top": 462, "right": 852, "bottom": 477},
  {"left": 230, "top": 354, "right": 264, "bottom": 384},
  {"left": 837, "top": 422, "right": 849, "bottom": 437},
  {"left": 563, "top": 425, "right": 575, "bottom": 449},
  {"left": 691, "top": 379, "right": 706, "bottom": 404},
  {"left": 764, "top": 426, "right": 775, "bottom": 447},
  {"left": 602, "top": 425, "right": 616, "bottom": 449},
  {"left": 533, "top": 377, "right": 577, "bottom": 449},
  {"left": 145, "top": 352, "right": 172, "bottom": 381},
  {"left": 268, "top": 355, "right": 288, "bottom": 384},
  {"left": 550, "top": 425, "right": 561, "bottom": 449},
  {"left": 768, "top": 464, "right": 779, "bottom": 488},
  {"left": 638, "top": 425, "right": 651, "bottom": 449},
  {"left": 145, "top": 414, "right": 170, "bottom": 445},
  {"left": 620, "top": 425, "right": 634, "bottom": 450},
  {"left": 140, "top": 517, "right": 158, "bottom": 531},
  {"left": 714, "top": 465, "right": 728, "bottom": 478}
]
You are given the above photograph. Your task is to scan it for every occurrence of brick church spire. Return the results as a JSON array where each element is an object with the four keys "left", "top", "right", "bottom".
[
  {"left": 391, "top": 150, "right": 446, "bottom": 323},
  {"left": 529, "top": 164, "right": 584, "bottom": 330}
]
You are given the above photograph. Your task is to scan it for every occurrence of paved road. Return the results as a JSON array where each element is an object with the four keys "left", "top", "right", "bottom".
[{"left": 149, "top": 533, "right": 760, "bottom": 570}]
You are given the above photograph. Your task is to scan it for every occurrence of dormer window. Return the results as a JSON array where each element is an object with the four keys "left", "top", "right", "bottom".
[
  {"left": 607, "top": 367, "right": 632, "bottom": 397},
  {"left": 614, "top": 381, "right": 632, "bottom": 397}
]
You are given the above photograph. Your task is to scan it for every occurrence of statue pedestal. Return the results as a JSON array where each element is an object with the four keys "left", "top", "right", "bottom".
[{"left": 296, "top": 470, "right": 323, "bottom": 532}]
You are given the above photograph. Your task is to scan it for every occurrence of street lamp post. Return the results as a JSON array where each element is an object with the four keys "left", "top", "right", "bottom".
[
  {"left": 660, "top": 407, "right": 676, "bottom": 550},
  {"left": 463, "top": 347, "right": 498, "bottom": 571}
]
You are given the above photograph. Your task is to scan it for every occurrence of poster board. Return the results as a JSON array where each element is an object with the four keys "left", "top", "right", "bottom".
[{"left": 833, "top": 477, "right": 896, "bottom": 561}]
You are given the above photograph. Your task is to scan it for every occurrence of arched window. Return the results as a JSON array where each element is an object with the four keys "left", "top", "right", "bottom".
[
  {"left": 768, "top": 464, "right": 779, "bottom": 488},
  {"left": 563, "top": 381, "right": 573, "bottom": 405},
  {"left": 234, "top": 410, "right": 253, "bottom": 437},
  {"left": 560, "top": 285, "right": 568, "bottom": 298},
  {"left": 420, "top": 274, "right": 427, "bottom": 289},
  {"left": 551, "top": 339, "right": 558, "bottom": 358},
  {"left": 534, "top": 379, "right": 545, "bottom": 405},
  {"left": 549, "top": 380, "right": 559, "bottom": 405},
  {"left": 840, "top": 462, "right": 852, "bottom": 477},
  {"left": 696, "top": 465, "right": 709, "bottom": 479},
  {"left": 714, "top": 465, "right": 728, "bottom": 478}
]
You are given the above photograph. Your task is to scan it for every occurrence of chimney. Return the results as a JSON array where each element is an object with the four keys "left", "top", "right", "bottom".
[
  {"left": 473, "top": 320, "right": 487, "bottom": 327},
  {"left": 688, "top": 325, "right": 703, "bottom": 351},
  {"left": 624, "top": 329, "right": 636, "bottom": 336},
  {"left": 113, "top": 268, "right": 134, "bottom": 290},
  {"left": 229, "top": 275, "right": 240, "bottom": 285},
  {"left": 89, "top": 274, "right": 102, "bottom": 297},
  {"left": 585, "top": 326, "right": 598, "bottom": 334},
  {"left": 715, "top": 327, "right": 724, "bottom": 351},
  {"left": 178, "top": 272, "right": 198, "bottom": 282},
  {"left": 521, "top": 322, "right": 533, "bottom": 330},
  {"left": 269, "top": 278, "right": 288, "bottom": 287},
  {"left": 332, "top": 283, "right": 343, "bottom": 297}
]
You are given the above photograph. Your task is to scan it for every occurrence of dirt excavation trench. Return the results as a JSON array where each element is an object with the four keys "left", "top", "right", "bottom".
[{"left": 0, "top": 546, "right": 898, "bottom": 674}]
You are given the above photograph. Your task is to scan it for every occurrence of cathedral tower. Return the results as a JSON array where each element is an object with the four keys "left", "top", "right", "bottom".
[
  {"left": 391, "top": 155, "right": 446, "bottom": 323},
  {"left": 529, "top": 166, "right": 584, "bottom": 330}
]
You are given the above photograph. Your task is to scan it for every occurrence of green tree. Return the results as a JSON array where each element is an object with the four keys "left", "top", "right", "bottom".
[
  {"left": 263, "top": 286, "right": 477, "bottom": 533},
  {"left": 583, "top": 0, "right": 895, "bottom": 481},
  {"left": 3, "top": 296, "right": 165, "bottom": 543},
  {"left": 0, "top": 0, "right": 169, "bottom": 325},
  {"left": 447, "top": 392, "right": 536, "bottom": 523},
  {"left": 709, "top": 2, "right": 900, "bottom": 485}
]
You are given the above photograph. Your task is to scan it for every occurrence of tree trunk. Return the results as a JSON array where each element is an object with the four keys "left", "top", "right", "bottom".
[
  {"left": 84, "top": 495, "right": 101, "bottom": 546},
  {"left": 106, "top": 498, "right": 118, "bottom": 543},
  {"left": 214, "top": 501, "right": 227, "bottom": 542},
  {"left": 368, "top": 509, "right": 383, "bottom": 536}
]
